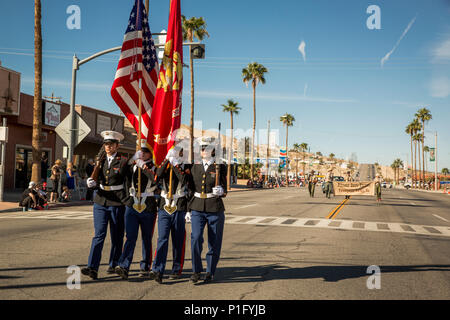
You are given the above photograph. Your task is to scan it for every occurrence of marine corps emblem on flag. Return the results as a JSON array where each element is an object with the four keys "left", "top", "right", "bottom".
[{"left": 157, "top": 40, "right": 183, "bottom": 92}]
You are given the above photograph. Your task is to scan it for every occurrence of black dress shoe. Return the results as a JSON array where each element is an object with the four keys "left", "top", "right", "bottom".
[
  {"left": 138, "top": 270, "right": 150, "bottom": 278},
  {"left": 81, "top": 267, "right": 98, "bottom": 280},
  {"left": 190, "top": 272, "right": 201, "bottom": 284},
  {"left": 106, "top": 266, "right": 116, "bottom": 274},
  {"left": 169, "top": 273, "right": 181, "bottom": 280},
  {"left": 203, "top": 273, "right": 213, "bottom": 283},
  {"left": 115, "top": 266, "right": 128, "bottom": 280},
  {"left": 154, "top": 272, "right": 163, "bottom": 284}
]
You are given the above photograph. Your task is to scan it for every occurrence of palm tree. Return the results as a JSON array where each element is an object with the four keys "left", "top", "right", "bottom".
[
  {"left": 410, "top": 119, "right": 422, "bottom": 188},
  {"left": 242, "top": 62, "right": 268, "bottom": 180},
  {"left": 413, "top": 132, "right": 423, "bottom": 188},
  {"left": 181, "top": 16, "right": 210, "bottom": 162},
  {"left": 300, "top": 142, "right": 308, "bottom": 175},
  {"left": 391, "top": 158, "right": 403, "bottom": 184},
  {"left": 415, "top": 108, "right": 432, "bottom": 188},
  {"left": 442, "top": 168, "right": 449, "bottom": 176},
  {"left": 31, "top": 0, "right": 42, "bottom": 184},
  {"left": 405, "top": 122, "right": 415, "bottom": 186},
  {"left": 221, "top": 99, "right": 241, "bottom": 190},
  {"left": 280, "top": 113, "right": 295, "bottom": 186},
  {"left": 292, "top": 143, "right": 301, "bottom": 182}
]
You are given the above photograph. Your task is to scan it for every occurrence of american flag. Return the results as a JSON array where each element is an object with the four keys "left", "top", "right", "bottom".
[{"left": 111, "top": 0, "right": 158, "bottom": 142}]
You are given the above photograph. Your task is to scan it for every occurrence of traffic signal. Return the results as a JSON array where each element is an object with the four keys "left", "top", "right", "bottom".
[{"left": 191, "top": 44, "right": 205, "bottom": 59}]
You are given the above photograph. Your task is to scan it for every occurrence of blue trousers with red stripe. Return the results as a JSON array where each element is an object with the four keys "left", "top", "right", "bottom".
[
  {"left": 152, "top": 209, "right": 186, "bottom": 275},
  {"left": 87, "top": 203, "right": 125, "bottom": 271},
  {"left": 190, "top": 210, "right": 225, "bottom": 276},
  {"left": 118, "top": 206, "right": 157, "bottom": 271}
]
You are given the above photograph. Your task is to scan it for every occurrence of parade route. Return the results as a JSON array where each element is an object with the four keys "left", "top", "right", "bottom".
[{"left": 0, "top": 186, "right": 449, "bottom": 300}]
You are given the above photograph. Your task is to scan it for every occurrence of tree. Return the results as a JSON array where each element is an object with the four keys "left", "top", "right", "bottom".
[
  {"left": 405, "top": 122, "right": 415, "bottom": 186},
  {"left": 442, "top": 168, "right": 449, "bottom": 176},
  {"left": 391, "top": 158, "right": 403, "bottom": 184},
  {"left": 31, "top": 0, "right": 42, "bottom": 184},
  {"left": 300, "top": 142, "right": 308, "bottom": 175},
  {"left": 292, "top": 143, "right": 301, "bottom": 181},
  {"left": 415, "top": 108, "right": 432, "bottom": 188},
  {"left": 221, "top": 99, "right": 241, "bottom": 190},
  {"left": 329, "top": 153, "right": 335, "bottom": 160},
  {"left": 181, "top": 16, "right": 210, "bottom": 162},
  {"left": 280, "top": 113, "right": 295, "bottom": 186},
  {"left": 410, "top": 118, "right": 422, "bottom": 188},
  {"left": 242, "top": 62, "right": 268, "bottom": 180},
  {"left": 413, "top": 132, "right": 423, "bottom": 188}
]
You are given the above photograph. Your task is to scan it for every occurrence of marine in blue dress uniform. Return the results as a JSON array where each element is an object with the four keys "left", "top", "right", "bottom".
[
  {"left": 151, "top": 146, "right": 192, "bottom": 284},
  {"left": 81, "top": 131, "right": 128, "bottom": 280},
  {"left": 115, "top": 141, "right": 159, "bottom": 280},
  {"left": 188, "top": 137, "right": 227, "bottom": 284}
]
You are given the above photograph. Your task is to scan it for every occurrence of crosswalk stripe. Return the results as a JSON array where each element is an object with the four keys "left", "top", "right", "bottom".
[
  {"left": 225, "top": 215, "right": 450, "bottom": 238},
  {"left": 2, "top": 211, "right": 449, "bottom": 238}
]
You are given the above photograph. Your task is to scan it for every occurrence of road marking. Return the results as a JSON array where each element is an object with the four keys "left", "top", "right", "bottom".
[
  {"left": 224, "top": 214, "right": 450, "bottom": 238},
  {"left": 235, "top": 204, "right": 257, "bottom": 209},
  {"left": 432, "top": 214, "right": 449, "bottom": 223},
  {"left": 326, "top": 197, "right": 350, "bottom": 219}
]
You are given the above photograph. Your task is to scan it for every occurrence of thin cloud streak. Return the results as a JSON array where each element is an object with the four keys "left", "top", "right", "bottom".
[{"left": 381, "top": 16, "right": 417, "bottom": 67}]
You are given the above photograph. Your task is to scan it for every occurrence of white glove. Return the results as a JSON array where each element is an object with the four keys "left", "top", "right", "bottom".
[
  {"left": 185, "top": 211, "right": 191, "bottom": 223},
  {"left": 87, "top": 178, "right": 97, "bottom": 188},
  {"left": 135, "top": 159, "right": 146, "bottom": 169},
  {"left": 168, "top": 156, "right": 180, "bottom": 167},
  {"left": 166, "top": 148, "right": 177, "bottom": 159},
  {"left": 212, "top": 186, "right": 224, "bottom": 197},
  {"left": 128, "top": 150, "right": 143, "bottom": 164}
]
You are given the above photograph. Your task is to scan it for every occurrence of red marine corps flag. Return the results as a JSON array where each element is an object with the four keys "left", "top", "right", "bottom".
[{"left": 149, "top": 0, "right": 183, "bottom": 165}]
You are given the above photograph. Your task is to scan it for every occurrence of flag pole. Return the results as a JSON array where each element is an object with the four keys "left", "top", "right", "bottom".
[{"left": 138, "top": 85, "right": 142, "bottom": 205}]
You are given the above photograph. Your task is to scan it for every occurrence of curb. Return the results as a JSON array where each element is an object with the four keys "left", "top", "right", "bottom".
[{"left": 0, "top": 201, "right": 93, "bottom": 214}]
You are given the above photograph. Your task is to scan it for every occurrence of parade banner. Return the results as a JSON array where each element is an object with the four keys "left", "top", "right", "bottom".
[{"left": 333, "top": 181, "right": 375, "bottom": 196}]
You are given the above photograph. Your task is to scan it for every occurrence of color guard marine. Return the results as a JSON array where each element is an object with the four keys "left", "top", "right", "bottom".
[
  {"left": 82, "top": 131, "right": 128, "bottom": 280},
  {"left": 188, "top": 136, "right": 227, "bottom": 284},
  {"left": 150, "top": 145, "right": 192, "bottom": 283},
  {"left": 115, "top": 141, "right": 159, "bottom": 280}
]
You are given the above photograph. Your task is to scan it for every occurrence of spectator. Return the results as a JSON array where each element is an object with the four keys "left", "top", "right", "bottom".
[
  {"left": 61, "top": 186, "right": 71, "bottom": 202},
  {"left": 19, "top": 182, "right": 38, "bottom": 211},
  {"left": 50, "top": 159, "right": 63, "bottom": 203},
  {"left": 66, "top": 162, "right": 75, "bottom": 192},
  {"left": 41, "top": 154, "right": 49, "bottom": 182},
  {"left": 35, "top": 183, "right": 49, "bottom": 210}
]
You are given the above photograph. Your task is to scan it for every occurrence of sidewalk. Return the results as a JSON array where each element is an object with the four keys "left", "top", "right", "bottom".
[
  {"left": 0, "top": 183, "right": 268, "bottom": 213},
  {"left": 395, "top": 186, "right": 450, "bottom": 195},
  {"left": 0, "top": 190, "right": 93, "bottom": 213}
]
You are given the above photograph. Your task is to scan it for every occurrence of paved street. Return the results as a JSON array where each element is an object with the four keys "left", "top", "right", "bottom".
[{"left": 0, "top": 186, "right": 449, "bottom": 300}]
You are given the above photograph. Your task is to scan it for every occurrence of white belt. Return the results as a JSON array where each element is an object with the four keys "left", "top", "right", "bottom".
[
  {"left": 129, "top": 187, "right": 155, "bottom": 198},
  {"left": 194, "top": 192, "right": 216, "bottom": 199},
  {"left": 100, "top": 184, "right": 124, "bottom": 191},
  {"left": 161, "top": 190, "right": 186, "bottom": 200}
]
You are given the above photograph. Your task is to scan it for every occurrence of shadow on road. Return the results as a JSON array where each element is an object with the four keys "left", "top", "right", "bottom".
[
  {"left": 215, "top": 264, "right": 450, "bottom": 283},
  {"left": 1, "top": 264, "right": 449, "bottom": 290}
]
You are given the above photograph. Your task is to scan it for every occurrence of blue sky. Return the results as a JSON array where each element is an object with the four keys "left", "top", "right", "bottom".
[{"left": 1, "top": 0, "right": 449, "bottom": 170}]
